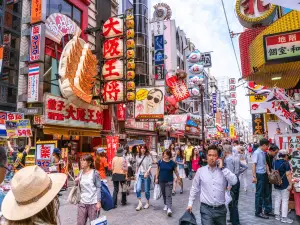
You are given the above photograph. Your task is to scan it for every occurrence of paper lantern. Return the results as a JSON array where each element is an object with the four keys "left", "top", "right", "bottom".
[
  {"left": 127, "top": 92, "right": 135, "bottom": 101},
  {"left": 126, "top": 19, "right": 134, "bottom": 29},
  {"left": 127, "top": 71, "right": 135, "bottom": 80},
  {"left": 127, "top": 29, "right": 134, "bottom": 39},
  {"left": 127, "top": 50, "right": 135, "bottom": 59},
  {"left": 103, "top": 37, "right": 124, "bottom": 59},
  {"left": 127, "top": 81, "right": 135, "bottom": 90},
  {"left": 189, "top": 64, "right": 204, "bottom": 74},
  {"left": 102, "top": 59, "right": 124, "bottom": 81},
  {"left": 103, "top": 17, "right": 124, "bottom": 38},
  {"left": 187, "top": 50, "right": 201, "bottom": 63},
  {"left": 127, "top": 60, "right": 135, "bottom": 70},
  {"left": 126, "top": 39, "right": 135, "bottom": 49},
  {"left": 102, "top": 81, "right": 124, "bottom": 102}
]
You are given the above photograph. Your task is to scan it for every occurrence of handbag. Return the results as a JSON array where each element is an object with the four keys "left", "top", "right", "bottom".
[
  {"left": 67, "top": 171, "right": 82, "bottom": 205},
  {"left": 91, "top": 214, "right": 107, "bottom": 225}
]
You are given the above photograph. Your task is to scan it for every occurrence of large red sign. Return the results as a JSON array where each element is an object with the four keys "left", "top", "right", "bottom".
[
  {"left": 44, "top": 94, "right": 104, "bottom": 129},
  {"left": 106, "top": 136, "right": 119, "bottom": 170},
  {"left": 166, "top": 76, "right": 190, "bottom": 102},
  {"left": 117, "top": 104, "right": 126, "bottom": 121}
]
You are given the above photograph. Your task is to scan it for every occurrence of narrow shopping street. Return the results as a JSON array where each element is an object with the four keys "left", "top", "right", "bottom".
[{"left": 59, "top": 164, "right": 299, "bottom": 225}]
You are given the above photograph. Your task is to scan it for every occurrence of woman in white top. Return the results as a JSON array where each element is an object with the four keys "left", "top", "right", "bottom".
[
  {"left": 76, "top": 154, "right": 102, "bottom": 225},
  {"left": 237, "top": 146, "right": 248, "bottom": 192},
  {"left": 135, "top": 145, "right": 153, "bottom": 211}
]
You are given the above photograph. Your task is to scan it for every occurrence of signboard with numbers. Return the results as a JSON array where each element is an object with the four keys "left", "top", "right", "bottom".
[
  {"left": 17, "top": 119, "right": 32, "bottom": 137},
  {"left": 264, "top": 29, "right": 300, "bottom": 63}
]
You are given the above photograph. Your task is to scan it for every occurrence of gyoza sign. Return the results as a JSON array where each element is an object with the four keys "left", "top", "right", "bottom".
[{"left": 264, "top": 30, "right": 300, "bottom": 63}]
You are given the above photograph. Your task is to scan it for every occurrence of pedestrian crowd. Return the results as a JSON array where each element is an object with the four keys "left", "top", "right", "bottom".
[{"left": 0, "top": 138, "right": 296, "bottom": 225}]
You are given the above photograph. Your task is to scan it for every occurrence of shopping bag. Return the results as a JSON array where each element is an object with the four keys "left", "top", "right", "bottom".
[
  {"left": 179, "top": 211, "right": 197, "bottom": 225},
  {"left": 225, "top": 190, "right": 232, "bottom": 206},
  {"left": 153, "top": 184, "right": 162, "bottom": 200},
  {"left": 91, "top": 215, "right": 107, "bottom": 225}
]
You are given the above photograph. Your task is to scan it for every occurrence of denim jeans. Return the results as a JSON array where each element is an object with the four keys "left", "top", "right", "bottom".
[
  {"left": 255, "top": 173, "right": 271, "bottom": 215},
  {"left": 136, "top": 174, "right": 151, "bottom": 200},
  {"left": 200, "top": 203, "right": 227, "bottom": 225},
  {"left": 186, "top": 161, "right": 192, "bottom": 179},
  {"left": 229, "top": 178, "right": 240, "bottom": 225}
]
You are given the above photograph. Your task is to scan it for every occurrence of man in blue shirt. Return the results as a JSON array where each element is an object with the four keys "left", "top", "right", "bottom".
[{"left": 252, "top": 138, "right": 272, "bottom": 219}]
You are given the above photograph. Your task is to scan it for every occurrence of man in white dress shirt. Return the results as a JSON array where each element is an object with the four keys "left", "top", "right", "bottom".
[{"left": 187, "top": 145, "right": 237, "bottom": 225}]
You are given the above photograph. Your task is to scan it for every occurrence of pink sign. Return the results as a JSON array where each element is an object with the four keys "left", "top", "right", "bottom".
[{"left": 45, "top": 13, "right": 81, "bottom": 44}]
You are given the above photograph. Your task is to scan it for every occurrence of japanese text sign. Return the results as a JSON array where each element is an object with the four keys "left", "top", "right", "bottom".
[
  {"left": 117, "top": 104, "right": 126, "bottom": 121},
  {"left": 6, "top": 112, "right": 24, "bottom": 121},
  {"left": 28, "top": 64, "right": 42, "bottom": 103},
  {"left": 229, "top": 78, "right": 236, "bottom": 84},
  {"left": 230, "top": 99, "right": 237, "bottom": 105},
  {"left": 264, "top": 30, "right": 300, "bottom": 63},
  {"left": 45, "top": 13, "right": 81, "bottom": 44},
  {"left": 103, "top": 18, "right": 123, "bottom": 39},
  {"left": 44, "top": 93, "right": 104, "bottom": 129},
  {"left": 200, "top": 52, "right": 212, "bottom": 68},
  {"left": 154, "top": 21, "right": 164, "bottom": 36},
  {"left": 155, "top": 65, "right": 164, "bottom": 80},
  {"left": 166, "top": 76, "right": 190, "bottom": 102},
  {"left": 230, "top": 124, "right": 235, "bottom": 138},
  {"left": 31, "top": 0, "right": 46, "bottom": 24},
  {"left": 30, "top": 24, "right": 45, "bottom": 62},
  {"left": 106, "top": 136, "right": 119, "bottom": 170},
  {"left": 212, "top": 93, "right": 217, "bottom": 113},
  {"left": 36, "top": 140, "right": 57, "bottom": 172},
  {"left": 252, "top": 113, "right": 265, "bottom": 135}
]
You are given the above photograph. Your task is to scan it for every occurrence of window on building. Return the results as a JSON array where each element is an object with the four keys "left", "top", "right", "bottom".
[{"left": 47, "top": 0, "right": 82, "bottom": 27}]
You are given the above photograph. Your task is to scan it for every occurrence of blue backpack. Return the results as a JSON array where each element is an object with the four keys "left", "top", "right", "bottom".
[
  {"left": 100, "top": 181, "right": 114, "bottom": 211},
  {"left": 92, "top": 170, "right": 114, "bottom": 211}
]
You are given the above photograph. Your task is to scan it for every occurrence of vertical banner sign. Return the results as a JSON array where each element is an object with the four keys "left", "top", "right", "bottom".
[
  {"left": 106, "top": 136, "right": 119, "bottom": 170},
  {"left": 35, "top": 141, "right": 57, "bottom": 172},
  {"left": 154, "top": 21, "right": 165, "bottom": 80},
  {"left": 61, "top": 148, "right": 68, "bottom": 188},
  {"left": 28, "top": 64, "right": 40, "bottom": 102},
  {"left": 212, "top": 93, "right": 217, "bottom": 113},
  {"left": 117, "top": 104, "right": 126, "bottom": 121},
  {"left": 230, "top": 124, "right": 235, "bottom": 138},
  {"left": 0, "top": 46, "right": 3, "bottom": 75},
  {"left": 252, "top": 113, "right": 265, "bottom": 135},
  {"left": 30, "top": 24, "right": 45, "bottom": 62},
  {"left": 31, "top": 0, "right": 46, "bottom": 24},
  {"left": 201, "top": 52, "right": 212, "bottom": 68}
]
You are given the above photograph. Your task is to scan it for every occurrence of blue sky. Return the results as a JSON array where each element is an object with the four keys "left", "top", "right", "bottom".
[{"left": 150, "top": 0, "right": 251, "bottom": 121}]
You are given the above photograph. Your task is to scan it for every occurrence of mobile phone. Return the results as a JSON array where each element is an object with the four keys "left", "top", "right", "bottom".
[{"left": 216, "top": 160, "right": 220, "bottom": 168}]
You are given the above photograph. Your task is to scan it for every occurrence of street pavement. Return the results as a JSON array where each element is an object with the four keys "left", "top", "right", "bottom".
[{"left": 59, "top": 163, "right": 300, "bottom": 225}]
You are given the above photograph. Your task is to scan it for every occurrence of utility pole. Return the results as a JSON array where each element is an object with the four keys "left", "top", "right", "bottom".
[{"left": 200, "top": 85, "right": 205, "bottom": 150}]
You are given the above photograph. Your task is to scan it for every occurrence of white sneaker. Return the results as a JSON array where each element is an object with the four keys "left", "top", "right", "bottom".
[
  {"left": 163, "top": 205, "right": 167, "bottom": 211},
  {"left": 136, "top": 201, "right": 143, "bottom": 211},
  {"left": 167, "top": 208, "right": 172, "bottom": 217},
  {"left": 281, "top": 217, "right": 293, "bottom": 223},
  {"left": 144, "top": 202, "right": 150, "bottom": 209},
  {"left": 275, "top": 215, "right": 281, "bottom": 221}
]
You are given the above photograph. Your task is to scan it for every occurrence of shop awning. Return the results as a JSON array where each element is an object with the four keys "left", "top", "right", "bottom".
[
  {"left": 247, "top": 11, "right": 300, "bottom": 89},
  {"left": 43, "top": 125, "right": 101, "bottom": 137},
  {"left": 125, "top": 129, "right": 157, "bottom": 136}
]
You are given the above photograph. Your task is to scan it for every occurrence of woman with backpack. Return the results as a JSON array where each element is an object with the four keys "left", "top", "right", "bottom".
[
  {"left": 272, "top": 150, "right": 293, "bottom": 224},
  {"left": 112, "top": 147, "right": 127, "bottom": 208},
  {"left": 76, "top": 154, "right": 102, "bottom": 225},
  {"left": 155, "top": 149, "right": 182, "bottom": 217},
  {"left": 135, "top": 145, "right": 153, "bottom": 211},
  {"left": 173, "top": 147, "right": 185, "bottom": 194}
]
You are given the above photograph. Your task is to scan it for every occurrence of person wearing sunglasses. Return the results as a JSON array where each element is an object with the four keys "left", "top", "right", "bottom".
[{"left": 145, "top": 89, "right": 163, "bottom": 114}]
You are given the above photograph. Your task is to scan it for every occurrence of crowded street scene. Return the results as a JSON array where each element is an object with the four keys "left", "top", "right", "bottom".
[{"left": 1, "top": 0, "right": 300, "bottom": 224}]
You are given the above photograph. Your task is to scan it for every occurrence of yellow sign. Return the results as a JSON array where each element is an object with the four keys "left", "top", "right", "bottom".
[
  {"left": 230, "top": 124, "right": 235, "bottom": 138},
  {"left": 250, "top": 95, "right": 266, "bottom": 103},
  {"left": 136, "top": 88, "right": 149, "bottom": 101}
]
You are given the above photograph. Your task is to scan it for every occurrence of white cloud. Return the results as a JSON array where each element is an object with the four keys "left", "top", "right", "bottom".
[{"left": 150, "top": 0, "right": 250, "bottom": 120}]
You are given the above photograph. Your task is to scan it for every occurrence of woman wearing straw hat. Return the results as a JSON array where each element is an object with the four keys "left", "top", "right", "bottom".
[{"left": 1, "top": 165, "right": 67, "bottom": 224}]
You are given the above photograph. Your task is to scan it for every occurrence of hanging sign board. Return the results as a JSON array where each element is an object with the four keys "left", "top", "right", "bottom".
[
  {"left": 35, "top": 140, "right": 57, "bottom": 172},
  {"left": 31, "top": 0, "right": 47, "bottom": 24},
  {"left": 28, "top": 64, "right": 43, "bottom": 103},
  {"left": 252, "top": 113, "right": 265, "bottom": 135},
  {"left": 29, "top": 24, "right": 45, "bottom": 62}
]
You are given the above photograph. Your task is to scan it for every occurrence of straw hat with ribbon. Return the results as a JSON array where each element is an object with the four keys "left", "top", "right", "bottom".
[{"left": 1, "top": 165, "right": 67, "bottom": 221}]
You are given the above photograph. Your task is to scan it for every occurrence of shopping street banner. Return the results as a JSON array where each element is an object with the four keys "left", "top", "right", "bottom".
[
  {"left": 135, "top": 87, "right": 164, "bottom": 122},
  {"left": 106, "top": 136, "right": 119, "bottom": 170},
  {"left": 260, "top": 89, "right": 300, "bottom": 131}
]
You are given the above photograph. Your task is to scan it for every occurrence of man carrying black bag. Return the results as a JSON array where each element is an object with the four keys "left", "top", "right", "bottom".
[{"left": 179, "top": 211, "right": 197, "bottom": 225}]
